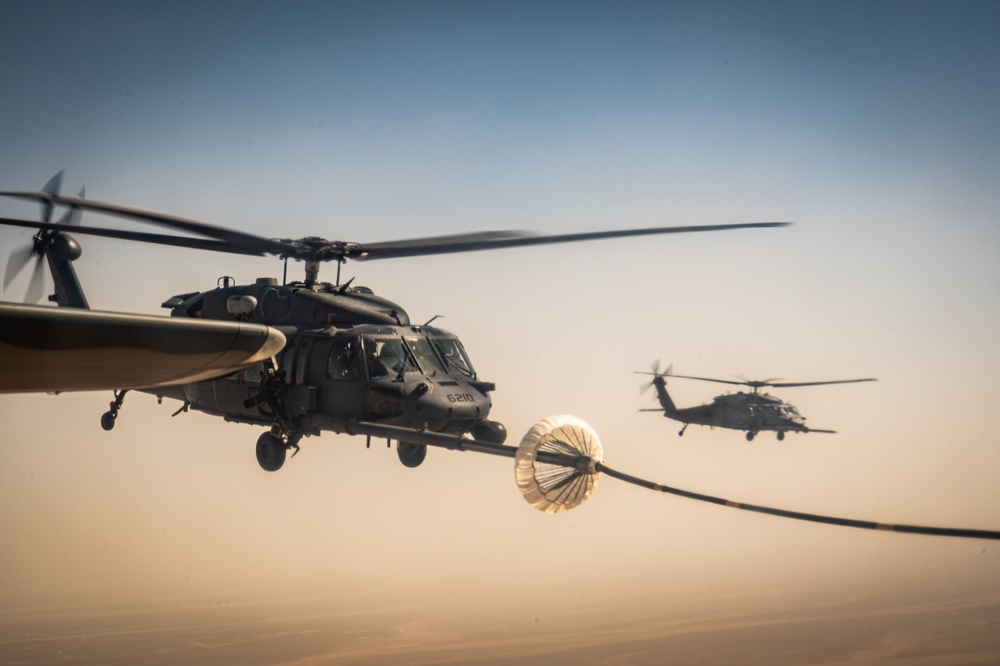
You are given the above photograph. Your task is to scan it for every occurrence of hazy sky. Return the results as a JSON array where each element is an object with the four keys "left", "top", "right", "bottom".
[{"left": 1, "top": 0, "right": 999, "bottom": 657}]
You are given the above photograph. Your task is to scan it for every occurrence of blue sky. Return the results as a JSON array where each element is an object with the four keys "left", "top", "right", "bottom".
[
  {"left": 5, "top": 1, "right": 996, "bottom": 221},
  {"left": 1, "top": 1, "right": 999, "bottom": 658}
]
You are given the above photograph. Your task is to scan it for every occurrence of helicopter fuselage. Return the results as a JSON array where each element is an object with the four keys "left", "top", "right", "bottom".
[
  {"left": 144, "top": 278, "right": 504, "bottom": 466},
  {"left": 694, "top": 392, "right": 807, "bottom": 431},
  {"left": 651, "top": 375, "right": 813, "bottom": 441}
]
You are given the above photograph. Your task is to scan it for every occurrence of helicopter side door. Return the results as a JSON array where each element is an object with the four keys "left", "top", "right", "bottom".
[{"left": 312, "top": 335, "right": 366, "bottom": 419}]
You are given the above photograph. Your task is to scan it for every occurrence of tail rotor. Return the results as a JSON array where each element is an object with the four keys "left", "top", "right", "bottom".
[
  {"left": 2, "top": 171, "right": 84, "bottom": 303},
  {"left": 3, "top": 243, "right": 46, "bottom": 303},
  {"left": 637, "top": 360, "right": 672, "bottom": 396}
]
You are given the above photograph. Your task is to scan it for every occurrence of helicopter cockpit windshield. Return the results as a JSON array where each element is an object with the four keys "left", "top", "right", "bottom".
[
  {"left": 431, "top": 337, "right": 476, "bottom": 378},
  {"left": 364, "top": 338, "right": 418, "bottom": 378},
  {"left": 780, "top": 404, "right": 803, "bottom": 418},
  {"left": 402, "top": 336, "right": 445, "bottom": 375},
  {"left": 361, "top": 334, "right": 477, "bottom": 380}
]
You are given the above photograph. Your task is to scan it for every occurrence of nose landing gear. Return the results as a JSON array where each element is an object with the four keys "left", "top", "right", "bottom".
[{"left": 255, "top": 428, "right": 302, "bottom": 472}]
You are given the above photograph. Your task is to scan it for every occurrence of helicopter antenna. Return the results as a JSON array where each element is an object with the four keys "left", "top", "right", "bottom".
[{"left": 424, "top": 314, "right": 442, "bottom": 326}]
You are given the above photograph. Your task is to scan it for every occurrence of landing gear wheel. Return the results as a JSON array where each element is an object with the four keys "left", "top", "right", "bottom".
[
  {"left": 256, "top": 432, "right": 286, "bottom": 472},
  {"left": 746, "top": 431, "right": 756, "bottom": 442},
  {"left": 777, "top": 431, "right": 785, "bottom": 441},
  {"left": 100, "top": 412, "right": 116, "bottom": 431}
]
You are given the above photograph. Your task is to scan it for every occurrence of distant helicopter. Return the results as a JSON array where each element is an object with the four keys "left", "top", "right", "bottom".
[{"left": 640, "top": 363, "right": 876, "bottom": 441}]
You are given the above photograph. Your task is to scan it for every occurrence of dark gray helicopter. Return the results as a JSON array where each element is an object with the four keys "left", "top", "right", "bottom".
[
  {"left": 4, "top": 173, "right": 999, "bottom": 540},
  {"left": 0, "top": 172, "right": 790, "bottom": 474},
  {"left": 640, "top": 363, "right": 876, "bottom": 441}
]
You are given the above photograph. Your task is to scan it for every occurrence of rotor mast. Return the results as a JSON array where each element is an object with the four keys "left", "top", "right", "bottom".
[
  {"left": 304, "top": 258, "right": 321, "bottom": 286},
  {"left": 288, "top": 237, "right": 350, "bottom": 286}
]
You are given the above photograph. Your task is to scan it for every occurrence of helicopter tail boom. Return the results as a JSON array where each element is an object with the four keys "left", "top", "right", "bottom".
[{"left": 652, "top": 376, "right": 680, "bottom": 417}]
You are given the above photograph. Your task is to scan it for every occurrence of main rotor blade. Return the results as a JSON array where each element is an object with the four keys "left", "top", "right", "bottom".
[
  {"left": 658, "top": 374, "right": 877, "bottom": 389},
  {"left": 0, "top": 217, "right": 267, "bottom": 256},
  {"left": 664, "top": 373, "right": 749, "bottom": 386},
  {"left": 55, "top": 186, "right": 86, "bottom": 226},
  {"left": 352, "top": 222, "right": 791, "bottom": 261},
  {"left": 596, "top": 463, "right": 1000, "bottom": 540},
  {"left": 2, "top": 186, "right": 790, "bottom": 265},
  {"left": 0, "top": 191, "right": 294, "bottom": 255},
  {"left": 351, "top": 230, "right": 526, "bottom": 259},
  {"left": 765, "top": 378, "right": 878, "bottom": 388}
]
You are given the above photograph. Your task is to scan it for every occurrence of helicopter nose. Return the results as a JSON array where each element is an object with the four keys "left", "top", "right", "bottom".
[{"left": 402, "top": 380, "right": 486, "bottom": 425}]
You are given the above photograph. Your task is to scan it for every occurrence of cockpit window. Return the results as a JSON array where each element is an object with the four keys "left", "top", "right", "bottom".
[
  {"left": 432, "top": 337, "right": 476, "bottom": 378},
  {"left": 363, "top": 337, "right": 418, "bottom": 378},
  {"left": 405, "top": 337, "right": 446, "bottom": 374},
  {"left": 327, "top": 338, "right": 360, "bottom": 381},
  {"left": 781, "top": 404, "right": 802, "bottom": 417}
]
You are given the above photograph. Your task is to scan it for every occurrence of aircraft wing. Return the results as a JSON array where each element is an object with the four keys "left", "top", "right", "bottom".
[{"left": 0, "top": 303, "right": 286, "bottom": 393}]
